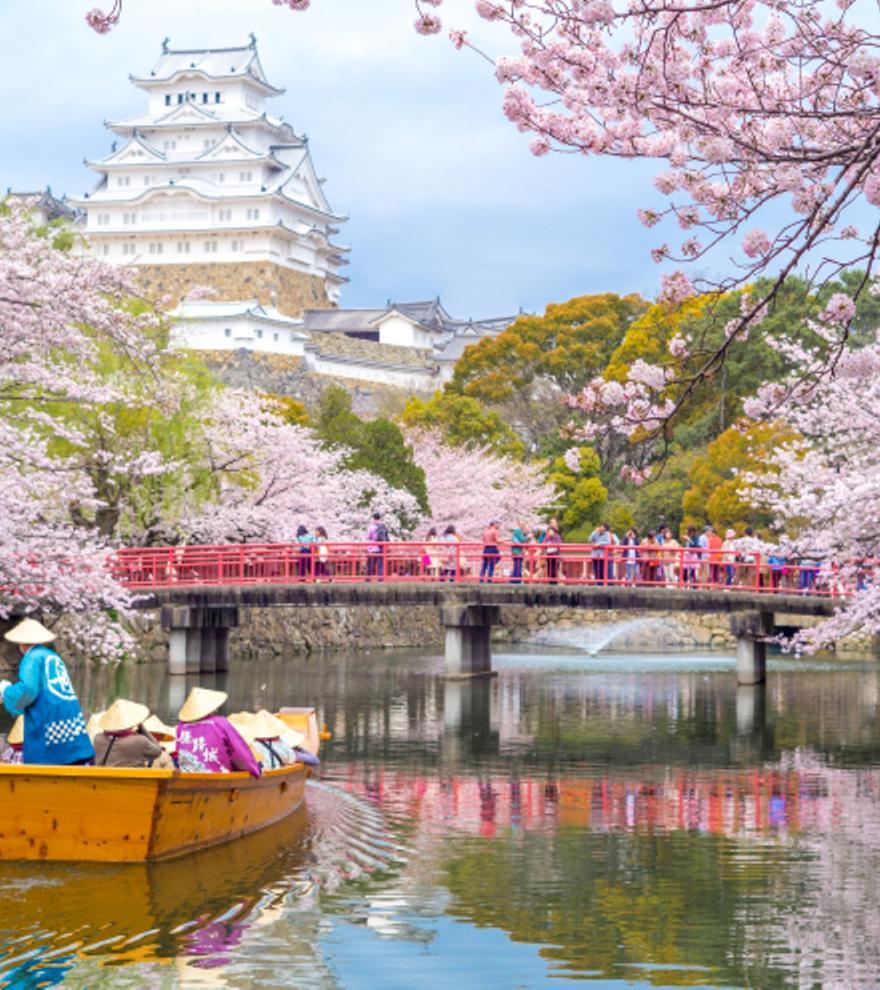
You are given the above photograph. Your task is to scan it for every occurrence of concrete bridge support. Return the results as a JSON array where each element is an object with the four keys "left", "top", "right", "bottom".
[
  {"left": 442, "top": 605, "right": 500, "bottom": 678},
  {"left": 730, "top": 611, "right": 774, "bottom": 685},
  {"left": 161, "top": 606, "right": 239, "bottom": 675}
]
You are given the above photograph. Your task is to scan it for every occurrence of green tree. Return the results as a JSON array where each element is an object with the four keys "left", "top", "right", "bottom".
[
  {"left": 399, "top": 391, "right": 524, "bottom": 458},
  {"left": 546, "top": 447, "right": 608, "bottom": 539},
  {"left": 449, "top": 293, "right": 647, "bottom": 452},
  {"left": 313, "top": 385, "right": 428, "bottom": 512}
]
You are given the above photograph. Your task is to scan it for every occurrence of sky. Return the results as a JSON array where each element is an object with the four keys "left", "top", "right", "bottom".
[{"left": 2, "top": 0, "right": 669, "bottom": 318}]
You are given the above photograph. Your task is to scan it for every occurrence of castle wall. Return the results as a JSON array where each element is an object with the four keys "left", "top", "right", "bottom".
[{"left": 135, "top": 261, "right": 333, "bottom": 317}]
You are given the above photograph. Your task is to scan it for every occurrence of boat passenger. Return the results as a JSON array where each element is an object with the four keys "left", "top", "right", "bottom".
[
  {"left": 0, "top": 717, "right": 24, "bottom": 764},
  {"left": 176, "top": 688, "right": 261, "bottom": 776},
  {"left": 93, "top": 699, "right": 170, "bottom": 769},
  {"left": 243, "top": 709, "right": 318, "bottom": 769},
  {"left": 0, "top": 619, "right": 94, "bottom": 766}
]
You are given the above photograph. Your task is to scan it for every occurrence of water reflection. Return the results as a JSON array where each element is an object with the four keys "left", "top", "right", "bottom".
[{"left": 2, "top": 648, "right": 880, "bottom": 988}]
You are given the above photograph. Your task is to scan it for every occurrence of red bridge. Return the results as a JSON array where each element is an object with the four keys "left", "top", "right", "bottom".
[{"left": 112, "top": 542, "right": 843, "bottom": 684}]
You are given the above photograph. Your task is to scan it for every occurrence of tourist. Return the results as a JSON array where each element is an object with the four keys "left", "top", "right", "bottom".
[
  {"left": 661, "top": 526, "right": 680, "bottom": 585},
  {"left": 706, "top": 525, "right": 724, "bottom": 585},
  {"left": 510, "top": 520, "right": 529, "bottom": 583},
  {"left": 366, "top": 512, "right": 388, "bottom": 582},
  {"left": 92, "top": 699, "right": 166, "bottom": 768},
  {"left": 683, "top": 526, "right": 700, "bottom": 585},
  {"left": 176, "top": 687, "right": 261, "bottom": 776},
  {"left": 422, "top": 527, "right": 440, "bottom": 580},
  {"left": 0, "top": 717, "right": 23, "bottom": 765},
  {"left": 440, "top": 524, "right": 460, "bottom": 581},
  {"left": 0, "top": 619, "right": 94, "bottom": 767},
  {"left": 768, "top": 548, "right": 786, "bottom": 589},
  {"left": 587, "top": 522, "right": 612, "bottom": 584},
  {"left": 641, "top": 530, "right": 661, "bottom": 584},
  {"left": 295, "top": 524, "right": 315, "bottom": 580},
  {"left": 544, "top": 520, "right": 563, "bottom": 583},
  {"left": 480, "top": 519, "right": 502, "bottom": 582},
  {"left": 314, "top": 525, "right": 330, "bottom": 581},
  {"left": 721, "top": 529, "right": 738, "bottom": 586},
  {"left": 698, "top": 526, "right": 711, "bottom": 584},
  {"left": 622, "top": 528, "right": 640, "bottom": 583},
  {"left": 232, "top": 710, "right": 318, "bottom": 770}
]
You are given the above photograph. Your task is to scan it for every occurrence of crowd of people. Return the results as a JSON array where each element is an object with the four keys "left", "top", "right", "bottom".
[
  {"left": 282, "top": 515, "right": 827, "bottom": 591},
  {"left": 0, "top": 619, "right": 319, "bottom": 771}
]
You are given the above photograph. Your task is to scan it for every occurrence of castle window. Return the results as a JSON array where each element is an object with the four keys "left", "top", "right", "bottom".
[
  {"left": 246, "top": 208, "right": 261, "bottom": 221},
  {"left": 273, "top": 333, "right": 279, "bottom": 342},
  {"left": 144, "top": 176, "right": 150, "bottom": 186},
  {"left": 231, "top": 240, "right": 240, "bottom": 252},
  {"left": 177, "top": 93, "right": 184, "bottom": 105},
  {"left": 215, "top": 92, "right": 222, "bottom": 103},
  {"left": 177, "top": 241, "right": 190, "bottom": 254},
  {"left": 203, "top": 92, "right": 209, "bottom": 104},
  {"left": 239, "top": 171, "right": 252, "bottom": 182},
  {"left": 224, "top": 328, "right": 232, "bottom": 338},
  {"left": 123, "top": 212, "right": 136, "bottom": 225},
  {"left": 148, "top": 242, "right": 163, "bottom": 255},
  {"left": 122, "top": 243, "right": 136, "bottom": 256},
  {"left": 255, "top": 329, "right": 263, "bottom": 339},
  {"left": 218, "top": 209, "right": 232, "bottom": 221},
  {"left": 203, "top": 241, "right": 218, "bottom": 253},
  {"left": 101, "top": 244, "right": 110, "bottom": 256},
  {"left": 165, "top": 94, "right": 172, "bottom": 106}
]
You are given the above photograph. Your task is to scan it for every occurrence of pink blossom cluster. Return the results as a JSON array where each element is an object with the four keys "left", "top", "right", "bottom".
[{"left": 405, "top": 428, "right": 553, "bottom": 539}]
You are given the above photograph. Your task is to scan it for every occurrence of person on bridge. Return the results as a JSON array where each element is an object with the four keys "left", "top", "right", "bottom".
[
  {"left": 587, "top": 523, "right": 612, "bottom": 584},
  {"left": 366, "top": 512, "right": 389, "bottom": 582},
  {"left": 176, "top": 687, "right": 261, "bottom": 776},
  {"left": 480, "top": 520, "right": 502, "bottom": 582},
  {"left": 510, "top": 521, "right": 529, "bottom": 583},
  {"left": 0, "top": 619, "right": 94, "bottom": 767}
]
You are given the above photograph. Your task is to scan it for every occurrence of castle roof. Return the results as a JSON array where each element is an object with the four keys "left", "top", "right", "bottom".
[{"left": 132, "top": 37, "right": 283, "bottom": 95}]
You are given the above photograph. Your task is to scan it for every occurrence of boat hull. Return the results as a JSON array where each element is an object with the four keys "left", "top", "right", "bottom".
[{"left": 0, "top": 762, "right": 308, "bottom": 863}]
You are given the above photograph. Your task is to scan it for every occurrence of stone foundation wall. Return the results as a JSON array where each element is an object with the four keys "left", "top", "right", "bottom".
[
  {"left": 135, "top": 262, "right": 331, "bottom": 317},
  {"left": 221, "top": 604, "right": 738, "bottom": 657}
]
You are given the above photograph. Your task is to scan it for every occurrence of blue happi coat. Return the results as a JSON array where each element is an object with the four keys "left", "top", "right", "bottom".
[{"left": 3, "top": 645, "right": 94, "bottom": 765}]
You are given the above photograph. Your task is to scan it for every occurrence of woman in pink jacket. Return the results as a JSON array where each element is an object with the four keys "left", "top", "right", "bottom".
[{"left": 175, "top": 687, "right": 261, "bottom": 776}]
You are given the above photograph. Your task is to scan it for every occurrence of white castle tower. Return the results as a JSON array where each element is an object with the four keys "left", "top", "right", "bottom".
[{"left": 73, "top": 37, "right": 348, "bottom": 316}]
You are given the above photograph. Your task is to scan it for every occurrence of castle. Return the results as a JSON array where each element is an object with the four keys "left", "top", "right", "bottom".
[{"left": 56, "top": 39, "right": 517, "bottom": 389}]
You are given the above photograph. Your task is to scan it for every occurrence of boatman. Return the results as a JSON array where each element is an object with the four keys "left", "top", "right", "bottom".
[{"left": 0, "top": 619, "right": 95, "bottom": 766}]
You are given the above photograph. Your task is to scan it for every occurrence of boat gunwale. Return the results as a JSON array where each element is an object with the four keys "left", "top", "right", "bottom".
[{"left": 0, "top": 763, "right": 308, "bottom": 783}]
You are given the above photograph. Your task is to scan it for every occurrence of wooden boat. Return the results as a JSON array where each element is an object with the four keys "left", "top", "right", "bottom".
[{"left": 0, "top": 707, "right": 324, "bottom": 864}]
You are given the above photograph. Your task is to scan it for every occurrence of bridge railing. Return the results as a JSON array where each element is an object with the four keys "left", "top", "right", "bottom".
[{"left": 111, "top": 542, "right": 855, "bottom": 597}]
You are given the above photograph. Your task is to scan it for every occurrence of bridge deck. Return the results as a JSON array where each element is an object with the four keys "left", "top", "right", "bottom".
[{"left": 140, "top": 581, "right": 837, "bottom": 617}]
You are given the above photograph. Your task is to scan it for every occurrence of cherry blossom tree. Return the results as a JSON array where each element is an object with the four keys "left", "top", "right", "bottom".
[
  {"left": 405, "top": 428, "right": 554, "bottom": 538},
  {"left": 179, "top": 390, "right": 422, "bottom": 543},
  {"left": 743, "top": 326, "right": 880, "bottom": 649},
  {"left": 0, "top": 204, "right": 171, "bottom": 658}
]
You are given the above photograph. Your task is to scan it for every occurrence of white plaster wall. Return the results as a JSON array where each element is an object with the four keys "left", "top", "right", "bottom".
[
  {"left": 172, "top": 315, "right": 306, "bottom": 356},
  {"left": 377, "top": 315, "right": 436, "bottom": 350},
  {"left": 305, "top": 352, "right": 437, "bottom": 390}
]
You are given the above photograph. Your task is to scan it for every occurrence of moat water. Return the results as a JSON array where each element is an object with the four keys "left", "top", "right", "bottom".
[{"left": 1, "top": 645, "right": 880, "bottom": 989}]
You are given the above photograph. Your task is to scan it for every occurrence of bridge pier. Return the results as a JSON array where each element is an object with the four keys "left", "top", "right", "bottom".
[
  {"left": 161, "top": 606, "right": 239, "bottom": 675},
  {"left": 730, "top": 611, "right": 774, "bottom": 685},
  {"left": 442, "top": 605, "right": 500, "bottom": 678}
]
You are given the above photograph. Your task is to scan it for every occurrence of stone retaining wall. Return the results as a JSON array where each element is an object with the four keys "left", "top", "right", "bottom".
[
  {"left": 136, "top": 262, "right": 330, "bottom": 317},
  {"left": 223, "top": 604, "right": 739, "bottom": 656}
]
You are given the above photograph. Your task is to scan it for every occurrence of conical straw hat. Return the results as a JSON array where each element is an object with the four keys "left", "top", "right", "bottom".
[
  {"left": 143, "top": 714, "right": 175, "bottom": 740},
  {"left": 7, "top": 716, "right": 23, "bottom": 747},
  {"left": 86, "top": 711, "right": 106, "bottom": 740},
  {"left": 228, "top": 711, "right": 257, "bottom": 745},
  {"left": 100, "top": 699, "right": 150, "bottom": 734},
  {"left": 4, "top": 618, "right": 55, "bottom": 644},
  {"left": 254, "top": 709, "right": 305, "bottom": 748},
  {"left": 179, "top": 687, "right": 227, "bottom": 723}
]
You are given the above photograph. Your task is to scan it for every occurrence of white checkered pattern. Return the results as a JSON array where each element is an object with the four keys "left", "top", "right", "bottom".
[{"left": 44, "top": 714, "right": 88, "bottom": 747}]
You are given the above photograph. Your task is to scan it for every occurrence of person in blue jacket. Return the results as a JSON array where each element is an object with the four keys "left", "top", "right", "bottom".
[{"left": 0, "top": 619, "right": 94, "bottom": 766}]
